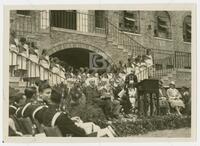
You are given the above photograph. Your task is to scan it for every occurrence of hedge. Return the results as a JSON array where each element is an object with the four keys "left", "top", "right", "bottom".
[{"left": 97, "top": 114, "right": 191, "bottom": 137}]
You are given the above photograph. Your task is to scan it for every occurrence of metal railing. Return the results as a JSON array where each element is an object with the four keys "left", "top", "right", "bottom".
[
  {"left": 106, "top": 17, "right": 191, "bottom": 81},
  {"left": 11, "top": 10, "right": 107, "bottom": 37},
  {"left": 10, "top": 10, "right": 191, "bottom": 83},
  {"left": 135, "top": 51, "right": 191, "bottom": 81},
  {"left": 50, "top": 10, "right": 107, "bottom": 34},
  {"left": 106, "top": 18, "right": 146, "bottom": 56},
  {"left": 10, "top": 10, "right": 50, "bottom": 37}
]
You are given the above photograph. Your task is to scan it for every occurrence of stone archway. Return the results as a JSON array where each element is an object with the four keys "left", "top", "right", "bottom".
[
  {"left": 48, "top": 42, "right": 114, "bottom": 65},
  {"left": 48, "top": 42, "right": 114, "bottom": 71}
]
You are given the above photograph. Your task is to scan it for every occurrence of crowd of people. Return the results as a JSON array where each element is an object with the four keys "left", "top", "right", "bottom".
[
  {"left": 9, "top": 66, "right": 191, "bottom": 137},
  {"left": 9, "top": 30, "right": 66, "bottom": 83},
  {"left": 8, "top": 32, "right": 191, "bottom": 137}
]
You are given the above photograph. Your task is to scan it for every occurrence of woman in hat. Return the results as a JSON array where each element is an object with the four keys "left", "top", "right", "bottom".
[{"left": 167, "top": 81, "right": 185, "bottom": 115}]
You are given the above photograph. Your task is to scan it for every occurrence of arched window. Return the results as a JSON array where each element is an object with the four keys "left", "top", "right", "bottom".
[
  {"left": 119, "top": 11, "right": 140, "bottom": 34},
  {"left": 183, "top": 15, "right": 191, "bottom": 42},
  {"left": 154, "top": 11, "right": 171, "bottom": 39}
]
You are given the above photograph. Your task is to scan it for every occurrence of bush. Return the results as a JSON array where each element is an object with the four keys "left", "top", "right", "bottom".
[{"left": 111, "top": 114, "right": 191, "bottom": 137}]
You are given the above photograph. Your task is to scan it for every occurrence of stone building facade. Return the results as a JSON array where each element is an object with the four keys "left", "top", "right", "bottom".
[{"left": 9, "top": 10, "right": 192, "bottom": 87}]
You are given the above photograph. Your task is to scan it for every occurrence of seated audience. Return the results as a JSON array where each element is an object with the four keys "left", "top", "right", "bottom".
[{"left": 167, "top": 81, "right": 185, "bottom": 115}]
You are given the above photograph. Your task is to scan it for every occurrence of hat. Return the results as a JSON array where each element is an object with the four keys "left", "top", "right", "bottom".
[{"left": 170, "top": 81, "right": 175, "bottom": 85}]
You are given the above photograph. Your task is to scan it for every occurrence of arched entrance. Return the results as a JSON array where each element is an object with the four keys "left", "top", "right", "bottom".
[{"left": 48, "top": 42, "right": 114, "bottom": 72}]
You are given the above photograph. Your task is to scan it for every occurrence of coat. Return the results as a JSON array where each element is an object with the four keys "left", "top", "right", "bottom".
[{"left": 42, "top": 104, "right": 86, "bottom": 137}]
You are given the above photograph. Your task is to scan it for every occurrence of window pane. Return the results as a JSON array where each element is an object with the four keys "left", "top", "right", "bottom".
[
  {"left": 120, "top": 11, "right": 140, "bottom": 34},
  {"left": 50, "top": 10, "right": 77, "bottom": 30},
  {"left": 154, "top": 11, "right": 171, "bottom": 39},
  {"left": 183, "top": 15, "right": 191, "bottom": 42},
  {"left": 95, "top": 10, "right": 105, "bottom": 28}
]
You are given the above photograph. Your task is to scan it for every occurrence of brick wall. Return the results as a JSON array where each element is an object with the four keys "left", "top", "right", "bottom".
[{"left": 10, "top": 10, "right": 191, "bottom": 65}]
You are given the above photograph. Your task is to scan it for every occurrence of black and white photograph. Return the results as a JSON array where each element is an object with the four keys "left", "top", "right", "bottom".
[{"left": 2, "top": 4, "right": 197, "bottom": 142}]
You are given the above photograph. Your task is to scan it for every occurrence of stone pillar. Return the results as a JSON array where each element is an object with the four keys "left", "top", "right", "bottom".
[{"left": 76, "top": 10, "right": 89, "bottom": 32}]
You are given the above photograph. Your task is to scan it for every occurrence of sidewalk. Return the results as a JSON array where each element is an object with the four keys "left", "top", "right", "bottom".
[{"left": 134, "top": 128, "right": 191, "bottom": 137}]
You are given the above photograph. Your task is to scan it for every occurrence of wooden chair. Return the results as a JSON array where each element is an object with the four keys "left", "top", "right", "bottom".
[{"left": 43, "top": 126, "right": 63, "bottom": 137}]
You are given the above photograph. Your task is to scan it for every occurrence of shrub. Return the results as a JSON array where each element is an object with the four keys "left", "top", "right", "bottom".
[{"left": 111, "top": 114, "right": 191, "bottom": 137}]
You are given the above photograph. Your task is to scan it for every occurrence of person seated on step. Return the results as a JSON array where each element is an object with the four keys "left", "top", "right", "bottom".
[
  {"left": 167, "top": 81, "right": 185, "bottom": 115},
  {"left": 39, "top": 49, "right": 50, "bottom": 69},
  {"left": 29, "top": 42, "right": 39, "bottom": 63}
]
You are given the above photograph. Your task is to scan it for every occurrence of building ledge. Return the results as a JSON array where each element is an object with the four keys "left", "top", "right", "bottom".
[
  {"left": 154, "top": 37, "right": 173, "bottom": 42},
  {"left": 184, "top": 41, "right": 191, "bottom": 45},
  {"left": 16, "top": 14, "right": 31, "bottom": 18},
  {"left": 51, "top": 27, "right": 106, "bottom": 38},
  {"left": 176, "top": 68, "right": 191, "bottom": 72},
  {"left": 120, "top": 31, "right": 142, "bottom": 37}
]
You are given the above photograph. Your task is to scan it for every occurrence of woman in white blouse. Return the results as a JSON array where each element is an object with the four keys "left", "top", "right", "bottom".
[{"left": 167, "top": 81, "right": 185, "bottom": 115}]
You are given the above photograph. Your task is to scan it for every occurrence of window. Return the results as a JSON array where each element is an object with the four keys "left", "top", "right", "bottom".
[
  {"left": 119, "top": 11, "right": 140, "bottom": 34},
  {"left": 183, "top": 15, "right": 191, "bottom": 42},
  {"left": 50, "top": 10, "right": 77, "bottom": 30},
  {"left": 16, "top": 10, "right": 31, "bottom": 16},
  {"left": 95, "top": 10, "right": 105, "bottom": 28},
  {"left": 154, "top": 11, "right": 171, "bottom": 39}
]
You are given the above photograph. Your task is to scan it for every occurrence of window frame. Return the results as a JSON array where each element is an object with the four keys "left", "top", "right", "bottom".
[
  {"left": 119, "top": 11, "right": 140, "bottom": 34},
  {"left": 183, "top": 15, "right": 191, "bottom": 43},
  {"left": 94, "top": 10, "right": 106, "bottom": 29},
  {"left": 154, "top": 11, "right": 172, "bottom": 40}
]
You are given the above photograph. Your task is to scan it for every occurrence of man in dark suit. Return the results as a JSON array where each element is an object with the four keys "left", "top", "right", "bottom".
[{"left": 41, "top": 88, "right": 86, "bottom": 137}]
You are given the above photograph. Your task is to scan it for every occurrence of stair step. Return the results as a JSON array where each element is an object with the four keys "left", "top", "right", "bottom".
[{"left": 9, "top": 77, "right": 21, "bottom": 82}]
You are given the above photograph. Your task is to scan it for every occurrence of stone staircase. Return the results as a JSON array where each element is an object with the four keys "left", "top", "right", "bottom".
[{"left": 106, "top": 19, "right": 191, "bottom": 88}]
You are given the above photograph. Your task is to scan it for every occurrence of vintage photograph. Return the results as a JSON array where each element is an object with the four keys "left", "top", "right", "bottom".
[{"left": 4, "top": 6, "right": 195, "bottom": 141}]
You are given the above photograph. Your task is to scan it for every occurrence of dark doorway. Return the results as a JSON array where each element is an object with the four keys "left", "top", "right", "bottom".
[
  {"left": 50, "top": 48, "right": 110, "bottom": 72},
  {"left": 51, "top": 48, "right": 92, "bottom": 69}
]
